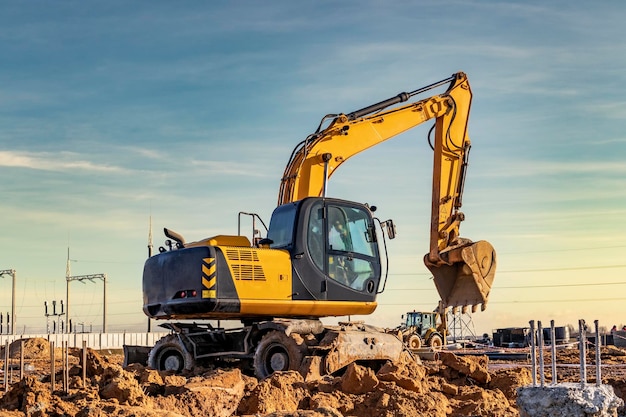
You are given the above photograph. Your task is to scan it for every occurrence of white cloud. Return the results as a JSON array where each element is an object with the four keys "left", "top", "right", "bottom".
[
  {"left": 189, "top": 159, "right": 273, "bottom": 177},
  {"left": 120, "top": 146, "right": 167, "bottom": 160},
  {"left": 587, "top": 102, "right": 626, "bottom": 120},
  {"left": 590, "top": 137, "right": 626, "bottom": 145},
  {"left": 485, "top": 160, "right": 626, "bottom": 178},
  {"left": 0, "top": 150, "right": 129, "bottom": 173}
]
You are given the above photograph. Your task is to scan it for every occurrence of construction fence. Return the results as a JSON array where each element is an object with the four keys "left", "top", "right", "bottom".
[{"left": 0, "top": 332, "right": 170, "bottom": 351}]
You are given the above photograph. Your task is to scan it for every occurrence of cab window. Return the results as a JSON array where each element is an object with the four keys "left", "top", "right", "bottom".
[
  {"left": 328, "top": 205, "right": 376, "bottom": 257},
  {"left": 307, "top": 204, "right": 324, "bottom": 270},
  {"left": 267, "top": 203, "right": 297, "bottom": 248},
  {"left": 307, "top": 202, "right": 378, "bottom": 291}
]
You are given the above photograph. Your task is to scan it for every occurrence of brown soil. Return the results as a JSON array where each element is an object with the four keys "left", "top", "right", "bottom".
[{"left": 0, "top": 338, "right": 625, "bottom": 416}]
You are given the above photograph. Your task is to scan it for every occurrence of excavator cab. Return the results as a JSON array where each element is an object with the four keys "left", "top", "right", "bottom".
[{"left": 266, "top": 197, "right": 386, "bottom": 304}]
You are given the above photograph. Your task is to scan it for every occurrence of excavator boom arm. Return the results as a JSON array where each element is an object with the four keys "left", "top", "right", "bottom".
[
  {"left": 278, "top": 72, "right": 496, "bottom": 312},
  {"left": 279, "top": 73, "right": 469, "bottom": 254}
]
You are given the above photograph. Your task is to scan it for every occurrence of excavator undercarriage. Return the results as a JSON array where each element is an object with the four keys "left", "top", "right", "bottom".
[{"left": 142, "top": 319, "right": 409, "bottom": 379}]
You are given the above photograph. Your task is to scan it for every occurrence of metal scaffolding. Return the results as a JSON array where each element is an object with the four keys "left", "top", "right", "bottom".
[{"left": 446, "top": 309, "right": 477, "bottom": 342}]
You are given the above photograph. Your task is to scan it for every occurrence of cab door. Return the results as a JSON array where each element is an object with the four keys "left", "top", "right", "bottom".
[
  {"left": 299, "top": 198, "right": 382, "bottom": 302},
  {"left": 267, "top": 197, "right": 383, "bottom": 304}
]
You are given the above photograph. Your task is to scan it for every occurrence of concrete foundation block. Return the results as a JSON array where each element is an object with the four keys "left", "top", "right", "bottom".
[{"left": 517, "top": 383, "right": 624, "bottom": 417}]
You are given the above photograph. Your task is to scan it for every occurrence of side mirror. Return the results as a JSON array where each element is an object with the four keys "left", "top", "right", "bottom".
[
  {"left": 384, "top": 219, "right": 396, "bottom": 239},
  {"left": 257, "top": 238, "right": 273, "bottom": 248}
]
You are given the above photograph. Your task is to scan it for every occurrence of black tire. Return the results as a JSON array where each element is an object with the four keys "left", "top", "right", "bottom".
[
  {"left": 428, "top": 334, "right": 443, "bottom": 350},
  {"left": 253, "top": 330, "right": 305, "bottom": 379},
  {"left": 148, "top": 334, "right": 194, "bottom": 372},
  {"left": 407, "top": 334, "right": 422, "bottom": 350}
]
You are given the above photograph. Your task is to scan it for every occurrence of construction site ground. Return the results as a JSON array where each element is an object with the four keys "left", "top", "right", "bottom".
[{"left": 1, "top": 338, "right": 625, "bottom": 416}]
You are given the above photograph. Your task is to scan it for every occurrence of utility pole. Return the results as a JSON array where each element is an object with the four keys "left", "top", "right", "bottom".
[
  {"left": 65, "top": 247, "right": 74, "bottom": 331},
  {"left": 65, "top": 247, "right": 107, "bottom": 333},
  {"left": 147, "top": 215, "right": 153, "bottom": 332},
  {"left": 0, "top": 269, "right": 16, "bottom": 335},
  {"left": 148, "top": 215, "right": 153, "bottom": 258}
]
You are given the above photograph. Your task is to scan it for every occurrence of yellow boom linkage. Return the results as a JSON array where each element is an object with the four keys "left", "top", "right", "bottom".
[{"left": 278, "top": 72, "right": 496, "bottom": 312}]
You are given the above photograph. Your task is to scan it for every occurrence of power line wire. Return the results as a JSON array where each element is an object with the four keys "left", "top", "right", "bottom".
[
  {"left": 490, "top": 298, "right": 626, "bottom": 304},
  {"left": 386, "top": 281, "right": 626, "bottom": 291},
  {"left": 388, "top": 263, "right": 626, "bottom": 276},
  {"left": 389, "top": 244, "right": 626, "bottom": 260},
  {"left": 502, "top": 264, "right": 626, "bottom": 273},
  {"left": 499, "top": 244, "right": 626, "bottom": 255},
  {"left": 497, "top": 281, "right": 626, "bottom": 289},
  {"left": 378, "top": 297, "right": 626, "bottom": 306}
]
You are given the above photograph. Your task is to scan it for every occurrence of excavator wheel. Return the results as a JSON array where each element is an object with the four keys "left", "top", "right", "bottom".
[
  {"left": 407, "top": 334, "right": 422, "bottom": 350},
  {"left": 148, "top": 334, "right": 195, "bottom": 372},
  {"left": 254, "top": 330, "right": 305, "bottom": 379},
  {"left": 428, "top": 334, "right": 443, "bottom": 350}
]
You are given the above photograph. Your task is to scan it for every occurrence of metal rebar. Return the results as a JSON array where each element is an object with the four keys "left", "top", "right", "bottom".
[
  {"left": 551, "top": 320, "right": 557, "bottom": 384},
  {"left": 579, "top": 319, "right": 587, "bottom": 388},
  {"left": 19, "top": 339, "right": 24, "bottom": 380},
  {"left": 63, "top": 341, "right": 69, "bottom": 392},
  {"left": 538, "top": 321, "right": 545, "bottom": 387},
  {"left": 529, "top": 320, "right": 537, "bottom": 386},
  {"left": 595, "top": 319, "right": 601, "bottom": 386},
  {"left": 82, "top": 340, "right": 87, "bottom": 389},
  {"left": 66, "top": 341, "right": 70, "bottom": 391},
  {"left": 3, "top": 340, "right": 8, "bottom": 392},
  {"left": 50, "top": 341, "right": 55, "bottom": 392},
  {"left": 61, "top": 341, "right": 65, "bottom": 392}
]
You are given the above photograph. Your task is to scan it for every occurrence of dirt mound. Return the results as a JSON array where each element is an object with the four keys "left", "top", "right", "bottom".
[
  {"left": 156, "top": 368, "right": 254, "bottom": 417},
  {"left": 1, "top": 338, "right": 59, "bottom": 360},
  {"left": 449, "top": 385, "right": 516, "bottom": 417},
  {"left": 489, "top": 367, "right": 532, "bottom": 403},
  {"left": 234, "top": 353, "right": 517, "bottom": 417},
  {"left": 1, "top": 346, "right": 626, "bottom": 416},
  {"left": 439, "top": 351, "right": 491, "bottom": 384}
]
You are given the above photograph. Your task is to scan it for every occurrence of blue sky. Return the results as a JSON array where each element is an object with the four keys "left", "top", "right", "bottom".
[{"left": 1, "top": 1, "right": 625, "bottom": 336}]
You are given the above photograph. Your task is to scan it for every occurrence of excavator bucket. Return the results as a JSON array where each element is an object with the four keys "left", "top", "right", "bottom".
[{"left": 425, "top": 240, "right": 496, "bottom": 312}]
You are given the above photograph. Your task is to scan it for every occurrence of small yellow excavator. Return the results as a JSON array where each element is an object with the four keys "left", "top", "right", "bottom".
[{"left": 139, "top": 72, "right": 496, "bottom": 378}]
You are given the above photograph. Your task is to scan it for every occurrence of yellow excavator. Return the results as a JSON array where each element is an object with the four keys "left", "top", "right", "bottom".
[{"left": 139, "top": 72, "right": 496, "bottom": 378}]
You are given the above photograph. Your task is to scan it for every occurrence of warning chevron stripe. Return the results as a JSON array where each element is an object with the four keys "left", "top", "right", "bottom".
[{"left": 202, "top": 257, "right": 216, "bottom": 299}]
